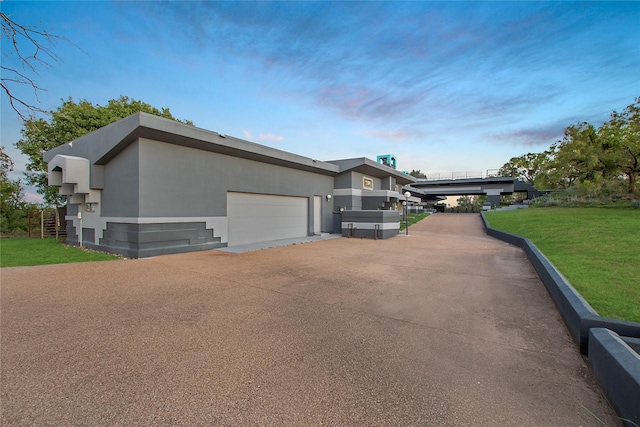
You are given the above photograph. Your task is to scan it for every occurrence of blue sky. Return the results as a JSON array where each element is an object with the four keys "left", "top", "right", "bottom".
[{"left": 2, "top": 1, "right": 639, "bottom": 202}]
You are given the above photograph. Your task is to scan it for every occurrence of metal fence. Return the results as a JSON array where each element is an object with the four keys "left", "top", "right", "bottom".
[{"left": 1, "top": 208, "right": 66, "bottom": 239}]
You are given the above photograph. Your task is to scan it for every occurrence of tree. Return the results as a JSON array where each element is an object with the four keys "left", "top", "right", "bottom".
[
  {"left": 498, "top": 152, "right": 550, "bottom": 187},
  {"left": 16, "top": 96, "right": 194, "bottom": 206},
  {"left": 498, "top": 97, "right": 640, "bottom": 198},
  {"left": 1, "top": 12, "right": 70, "bottom": 121},
  {"left": 545, "top": 123, "right": 602, "bottom": 191},
  {"left": 598, "top": 97, "right": 640, "bottom": 194},
  {"left": 1, "top": 147, "right": 26, "bottom": 234},
  {"left": 456, "top": 195, "right": 482, "bottom": 211},
  {"left": 409, "top": 169, "right": 426, "bottom": 179}
]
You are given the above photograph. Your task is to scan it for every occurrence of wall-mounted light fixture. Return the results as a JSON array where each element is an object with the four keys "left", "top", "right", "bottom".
[{"left": 326, "top": 194, "right": 332, "bottom": 201}]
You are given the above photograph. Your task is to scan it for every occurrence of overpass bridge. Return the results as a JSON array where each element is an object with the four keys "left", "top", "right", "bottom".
[{"left": 408, "top": 176, "right": 542, "bottom": 207}]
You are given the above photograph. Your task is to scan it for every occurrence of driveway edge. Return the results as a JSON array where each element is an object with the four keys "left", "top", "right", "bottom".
[{"left": 481, "top": 211, "right": 640, "bottom": 426}]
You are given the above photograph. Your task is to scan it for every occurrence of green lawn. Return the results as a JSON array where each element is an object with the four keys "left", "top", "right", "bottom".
[
  {"left": 0, "top": 238, "right": 120, "bottom": 267},
  {"left": 484, "top": 207, "right": 640, "bottom": 323},
  {"left": 400, "top": 212, "right": 430, "bottom": 231}
]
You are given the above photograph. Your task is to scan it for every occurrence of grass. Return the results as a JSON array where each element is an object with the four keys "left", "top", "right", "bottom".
[
  {"left": 484, "top": 207, "right": 640, "bottom": 323},
  {"left": 0, "top": 238, "right": 120, "bottom": 268},
  {"left": 400, "top": 212, "right": 430, "bottom": 231}
]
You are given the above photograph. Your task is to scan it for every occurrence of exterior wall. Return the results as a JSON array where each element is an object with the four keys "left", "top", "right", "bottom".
[
  {"left": 80, "top": 138, "right": 334, "bottom": 257},
  {"left": 136, "top": 138, "right": 334, "bottom": 228},
  {"left": 333, "top": 171, "right": 400, "bottom": 211},
  {"left": 340, "top": 210, "right": 400, "bottom": 239},
  {"left": 101, "top": 140, "right": 140, "bottom": 217},
  {"left": 362, "top": 196, "right": 389, "bottom": 210},
  {"left": 381, "top": 176, "right": 396, "bottom": 191},
  {"left": 333, "top": 173, "right": 353, "bottom": 190},
  {"left": 99, "top": 222, "right": 224, "bottom": 258}
]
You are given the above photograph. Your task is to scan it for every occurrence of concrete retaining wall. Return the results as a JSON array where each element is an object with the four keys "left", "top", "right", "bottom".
[
  {"left": 340, "top": 210, "right": 400, "bottom": 239},
  {"left": 481, "top": 212, "right": 640, "bottom": 425},
  {"left": 480, "top": 212, "right": 640, "bottom": 351},
  {"left": 589, "top": 329, "right": 640, "bottom": 426}
]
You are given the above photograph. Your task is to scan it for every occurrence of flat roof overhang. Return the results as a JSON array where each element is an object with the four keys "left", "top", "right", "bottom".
[
  {"left": 327, "top": 158, "right": 416, "bottom": 185},
  {"left": 44, "top": 113, "right": 340, "bottom": 177}
]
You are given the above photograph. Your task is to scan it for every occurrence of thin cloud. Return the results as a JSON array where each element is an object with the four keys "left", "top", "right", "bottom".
[
  {"left": 495, "top": 127, "right": 565, "bottom": 148},
  {"left": 259, "top": 133, "right": 284, "bottom": 143},
  {"left": 144, "top": 2, "right": 639, "bottom": 144},
  {"left": 243, "top": 130, "right": 253, "bottom": 140},
  {"left": 362, "top": 129, "right": 415, "bottom": 142}
]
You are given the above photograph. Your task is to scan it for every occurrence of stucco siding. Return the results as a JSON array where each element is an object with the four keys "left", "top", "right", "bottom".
[
  {"left": 136, "top": 139, "right": 334, "bottom": 229},
  {"left": 101, "top": 140, "right": 140, "bottom": 217}
]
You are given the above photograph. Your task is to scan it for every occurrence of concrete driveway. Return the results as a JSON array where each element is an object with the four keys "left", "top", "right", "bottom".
[{"left": 1, "top": 214, "right": 619, "bottom": 426}]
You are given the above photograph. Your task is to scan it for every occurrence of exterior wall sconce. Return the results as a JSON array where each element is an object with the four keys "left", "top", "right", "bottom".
[{"left": 326, "top": 194, "right": 332, "bottom": 201}]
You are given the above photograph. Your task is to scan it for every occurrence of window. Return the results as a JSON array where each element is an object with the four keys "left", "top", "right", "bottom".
[{"left": 363, "top": 177, "right": 374, "bottom": 190}]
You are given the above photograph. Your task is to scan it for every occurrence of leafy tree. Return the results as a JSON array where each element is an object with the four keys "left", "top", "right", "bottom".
[
  {"left": 456, "top": 195, "right": 482, "bottom": 211},
  {"left": 499, "top": 97, "right": 639, "bottom": 198},
  {"left": 16, "top": 96, "right": 194, "bottom": 206},
  {"left": 1, "top": 147, "right": 27, "bottom": 234},
  {"left": 547, "top": 123, "right": 605, "bottom": 190},
  {"left": 598, "top": 98, "right": 640, "bottom": 194},
  {"left": 498, "top": 152, "right": 550, "bottom": 186},
  {"left": 409, "top": 169, "right": 426, "bottom": 178}
]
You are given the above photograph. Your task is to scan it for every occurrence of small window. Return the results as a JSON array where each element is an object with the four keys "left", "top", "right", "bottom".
[
  {"left": 84, "top": 203, "right": 96, "bottom": 213},
  {"left": 363, "top": 177, "right": 374, "bottom": 190}
]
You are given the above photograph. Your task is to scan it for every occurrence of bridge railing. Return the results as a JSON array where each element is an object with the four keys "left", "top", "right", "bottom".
[{"left": 417, "top": 169, "right": 502, "bottom": 181}]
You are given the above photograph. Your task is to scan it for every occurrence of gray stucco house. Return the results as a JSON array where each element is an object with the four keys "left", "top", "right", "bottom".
[{"left": 44, "top": 113, "right": 414, "bottom": 258}]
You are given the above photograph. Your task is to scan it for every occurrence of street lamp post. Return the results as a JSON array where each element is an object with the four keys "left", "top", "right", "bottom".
[{"left": 404, "top": 191, "right": 411, "bottom": 235}]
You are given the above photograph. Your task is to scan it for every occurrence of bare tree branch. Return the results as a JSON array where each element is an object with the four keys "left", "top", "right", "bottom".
[{"left": 1, "top": 12, "right": 70, "bottom": 120}]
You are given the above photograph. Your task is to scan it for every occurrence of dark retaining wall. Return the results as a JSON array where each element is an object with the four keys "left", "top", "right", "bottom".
[
  {"left": 589, "top": 329, "right": 640, "bottom": 427},
  {"left": 481, "top": 212, "right": 640, "bottom": 425},
  {"left": 340, "top": 210, "right": 400, "bottom": 239},
  {"left": 480, "top": 212, "right": 640, "bottom": 353}
]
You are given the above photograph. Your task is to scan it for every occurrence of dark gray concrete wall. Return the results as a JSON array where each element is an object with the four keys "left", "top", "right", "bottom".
[
  {"left": 334, "top": 173, "right": 352, "bottom": 189},
  {"left": 362, "top": 196, "right": 388, "bottom": 210},
  {"left": 99, "top": 221, "right": 225, "bottom": 258},
  {"left": 333, "top": 195, "right": 360, "bottom": 211},
  {"left": 589, "top": 329, "right": 640, "bottom": 427},
  {"left": 486, "top": 194, "right": 501, "bottom": 207},
  {"left": 481, "top": 212, "right": 640, "bottom": 352},
  {"left": 341, "top": 210, "right": 400, "bottom": 239}
]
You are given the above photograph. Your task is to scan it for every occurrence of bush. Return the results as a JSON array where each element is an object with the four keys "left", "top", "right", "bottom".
[{"left": 530, "top": 185, "right": 639, "bottom": 208}]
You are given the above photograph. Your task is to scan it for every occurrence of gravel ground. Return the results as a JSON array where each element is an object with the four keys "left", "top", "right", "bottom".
[{"left": 1, "top": 214, "right": 619, "bottom": 426}]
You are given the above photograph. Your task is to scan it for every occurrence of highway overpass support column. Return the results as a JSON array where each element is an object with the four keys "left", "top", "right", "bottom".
[{"left": 485, "top": 189, "right": 501, "bottom": 207}]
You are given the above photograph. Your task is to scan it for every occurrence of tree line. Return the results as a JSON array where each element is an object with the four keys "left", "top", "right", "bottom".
[{"left": 499, "top": 98, "right": 639, "bottom": 198}]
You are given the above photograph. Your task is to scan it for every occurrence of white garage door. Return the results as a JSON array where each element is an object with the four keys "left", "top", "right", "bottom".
[{"left": 227, "top": 192, "right": 308, "bottom": 246}]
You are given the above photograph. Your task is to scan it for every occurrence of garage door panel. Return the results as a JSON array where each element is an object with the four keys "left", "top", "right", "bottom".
[{"left": 228, "top": 192, "right": 308, "bottom": 246}]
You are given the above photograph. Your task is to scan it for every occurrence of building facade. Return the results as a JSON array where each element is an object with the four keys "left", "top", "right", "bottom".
[{"left": 45, "top": 113, "right": 415, "bottom": 257}]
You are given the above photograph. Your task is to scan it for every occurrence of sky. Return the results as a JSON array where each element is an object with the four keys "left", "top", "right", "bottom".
[{"left": 2, "top": 1, "right": 639, "bottom": 203}]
